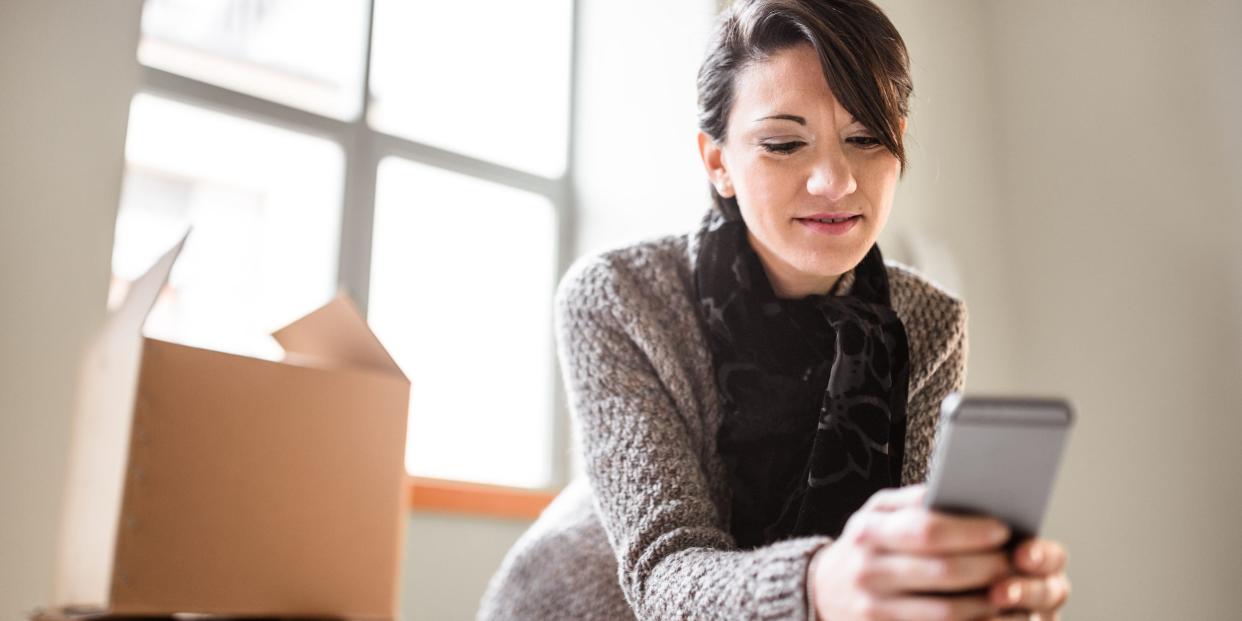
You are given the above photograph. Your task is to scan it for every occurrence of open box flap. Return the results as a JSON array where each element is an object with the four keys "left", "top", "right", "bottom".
[
  {"left": 272, "top": 290, "right": 407, "bottom": 380},
  {"left": 54, "top": 230, "right": 188, "bottom": 607},
  {"left": 108, "top": 230, "right": 189, "bottom": 340}
]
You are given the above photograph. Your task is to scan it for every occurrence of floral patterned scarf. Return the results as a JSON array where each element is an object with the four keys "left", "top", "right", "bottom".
[{"left": 695, "top": 203, "right": 911, "bottom": 547}]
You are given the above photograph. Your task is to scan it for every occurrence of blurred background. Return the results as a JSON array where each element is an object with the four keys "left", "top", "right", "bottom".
[{"left": 1, "top": 0, "right": 1239, "bottom": 619}]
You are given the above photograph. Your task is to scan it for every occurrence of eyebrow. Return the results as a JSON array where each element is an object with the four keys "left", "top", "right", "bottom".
[
  {"left": 753, "top": 113, "right": 864, "bottom": 126},
  {"left": 754, "top": 114, "right": 806, "bottom": 125}
]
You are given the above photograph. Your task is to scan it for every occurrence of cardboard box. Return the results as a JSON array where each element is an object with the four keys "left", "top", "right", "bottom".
[{"left": 53, "top": 234, "right": 410, "bottom": 619}]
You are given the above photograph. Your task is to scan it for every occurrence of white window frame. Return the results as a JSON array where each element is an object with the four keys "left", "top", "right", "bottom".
[{"left": 131, "top": 0, "right": 579, "bottom": 490}]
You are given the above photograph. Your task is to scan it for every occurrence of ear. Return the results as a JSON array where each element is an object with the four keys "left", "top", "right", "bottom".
[{"left": 697, "top": 131, "right": 735, "bottom": 198}]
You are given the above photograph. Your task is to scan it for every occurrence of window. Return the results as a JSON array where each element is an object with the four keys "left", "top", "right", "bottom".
[
  {"left": 111, "top": 0, "right": 575, "bottom": 492},
  {"left": 368, "top": 0, "right": 572, "bottom": 177},
  {"left": 369, "top": 158, "right": 557, "bottom": 487}
]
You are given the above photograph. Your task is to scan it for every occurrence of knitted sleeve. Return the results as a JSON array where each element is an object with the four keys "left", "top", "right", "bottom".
[
  {"left": 554, "top": 255, "right": 830, "bottom": 621},
  {"left": 892, "top": 272, "right": 969, "bottom": 486}
]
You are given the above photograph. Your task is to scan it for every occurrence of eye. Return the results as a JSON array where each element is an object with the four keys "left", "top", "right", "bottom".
[
  {"left": 760, "top": 141, "right": 806, "bottom": 155},
  {"left": 846, "top": 136, "right": 883, "bottom": 149}
]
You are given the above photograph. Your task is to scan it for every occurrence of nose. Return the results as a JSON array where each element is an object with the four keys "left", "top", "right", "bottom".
[{"left": 806, "top": 146, "right": 857, "bottom": 201}]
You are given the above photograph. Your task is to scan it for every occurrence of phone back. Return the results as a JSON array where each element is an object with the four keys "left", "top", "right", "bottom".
[{"left": 925, "top": 395, "right": 1073, "bottom": 539}]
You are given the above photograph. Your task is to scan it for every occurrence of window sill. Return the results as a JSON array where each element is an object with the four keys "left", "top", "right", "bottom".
[{"left": 407, "top": 476, "right": 559, "bottom": 521}]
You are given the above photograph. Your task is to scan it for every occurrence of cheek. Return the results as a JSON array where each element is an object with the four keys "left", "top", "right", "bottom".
[
  {"left": 734, "top": 159, "right": 803, "bottom": 221},
  {"left": 859, "top": 158, "right": 900, "bottom": 218}
]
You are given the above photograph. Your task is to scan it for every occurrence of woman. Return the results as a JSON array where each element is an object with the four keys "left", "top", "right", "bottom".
[{"left": 480, "top": 1, "right": 1070, "bottom": 619}]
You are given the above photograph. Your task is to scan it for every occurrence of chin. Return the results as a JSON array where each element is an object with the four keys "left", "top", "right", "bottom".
[
  {"left": 803, "top": 258, "right": 859, "bottom": 280},
  {"left": 789, "top": 241, "right": 870, "bottom": 276}
]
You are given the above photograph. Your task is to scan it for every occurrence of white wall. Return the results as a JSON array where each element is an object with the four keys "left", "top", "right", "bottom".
[
  {"left": 400, "top": 513, "right": 530, "bottom": 620},
  {"left": 571, "top": 0, "right": 719, "bottom": 257},
  {"left": 882, "top": 2, "right": 1242, "bottom": 617},
  {"left": 984, "top": 1, "right": 1242, "bottom": 617},
  {"left": 874, "top": 0, "right": 1020, "bottom": 393},
  {"left": 0, "top": 1, "right": 143, "bottom": 618}
]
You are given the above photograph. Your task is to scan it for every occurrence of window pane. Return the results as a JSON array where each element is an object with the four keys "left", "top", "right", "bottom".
[
  {"left": 111, "top": 94, "right": 344, "bottom": 359},
  {"left": 138, "top": 0, "right": 369, "bottom": 119},
  {"left": 369, "top": 0, "right": 572, "bottom": 178},
  {"left": 369, "top": 157, "right": 556, "bottom": 488}
]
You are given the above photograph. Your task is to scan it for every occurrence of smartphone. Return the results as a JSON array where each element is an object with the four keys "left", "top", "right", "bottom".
[{"left": 923, "top": 393, "right": 1074, "bottom": 543}]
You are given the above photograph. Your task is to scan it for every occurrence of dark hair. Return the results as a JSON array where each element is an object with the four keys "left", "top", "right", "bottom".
[{"left": 696, "top": 0, "right": 913, "bottom": 212}]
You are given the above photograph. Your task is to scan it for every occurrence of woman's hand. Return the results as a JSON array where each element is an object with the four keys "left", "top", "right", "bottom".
[
  {"left": 984, "top": 537, "right": 1071, "bottom": 620},
  {"left": 808, "top": 484, "right": 1069, "bottom": 620}
]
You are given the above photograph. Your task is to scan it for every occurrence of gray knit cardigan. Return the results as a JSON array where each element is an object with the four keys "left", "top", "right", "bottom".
[{"left": 478, "top": 211, "right": 968, "bottom": 621}]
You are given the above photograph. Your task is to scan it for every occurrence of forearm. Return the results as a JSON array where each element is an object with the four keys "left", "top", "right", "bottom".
[{"left": 611, "top": 524, "right": 829, "bottom": 620}]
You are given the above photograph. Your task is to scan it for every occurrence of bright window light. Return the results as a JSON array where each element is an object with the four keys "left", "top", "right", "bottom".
[
  {"left": 368, "top": 157, "right": 557, "bottom": 488},
  {"left": 138, "top": 0, "right": 369, "bottom": 119},
  {"left": 111, "top": 93, "right": 344, "bottom": 359},
  {"left": 368, "top": 0, "right": 573, "bottom": 178},
  {"left": 119, "top": 0, "right": 572, "bottom": 490}
]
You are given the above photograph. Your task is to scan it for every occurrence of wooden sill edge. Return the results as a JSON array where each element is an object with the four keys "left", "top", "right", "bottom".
[{"left": 407, "top": 476, "right": 560, "bottom": 520}]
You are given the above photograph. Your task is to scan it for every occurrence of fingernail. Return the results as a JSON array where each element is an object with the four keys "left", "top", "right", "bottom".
[
  {"left": 993, "top": 525, "right": 1010, "bottom": 543},
  {"left": 1027, "top": 544, "right": 1044, "bottom": 567},
  {"left": 1006, "top": 581, "right": 1022, "bottom": 605}
]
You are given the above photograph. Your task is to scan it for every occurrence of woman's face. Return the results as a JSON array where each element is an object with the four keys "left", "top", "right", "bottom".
[{"left": 698, "top": 43, "right": 904, "bottom": 298}]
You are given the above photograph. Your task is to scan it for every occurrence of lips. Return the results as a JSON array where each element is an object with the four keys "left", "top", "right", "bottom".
[
  {"left": 797, "top": 212, "right": 862, "bottom": 223},
  {"left": 795, "top": 213, "right": 861, "bottom": 235}
]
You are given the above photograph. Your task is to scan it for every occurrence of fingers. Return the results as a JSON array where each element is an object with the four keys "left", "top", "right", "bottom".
[
  {"left": 855, "top": 593, "right": 996, "bottom": 621},
  {"left": 860, "top": 550, "right": 1011, "bottom": 594},
  {"left": 1012, "top": 538, "right": 1069, "bottom": 576},
  {"left": 832, "top": 490, "right": 1071, "bottom": 620},
  {"left": 989, "top": 572, "right": 1071, "bottom": 612},
  {"left": 860, "top": 484, "right": 927, "bottom": 512},
  {"left": 853, "top": 506, "right": 1011, "bottom": 555},
  {"left": 984, "top": 614, "right": 1061, "bottom": 621}
]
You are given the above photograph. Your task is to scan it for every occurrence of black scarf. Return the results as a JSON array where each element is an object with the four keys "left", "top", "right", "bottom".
[{"left": 694, "top": 204, "right": 910, "bottom": 548}]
